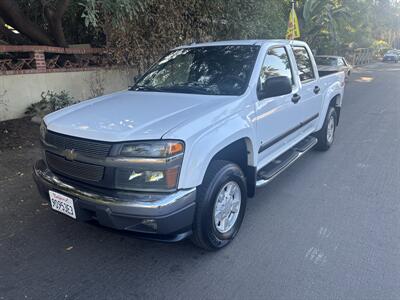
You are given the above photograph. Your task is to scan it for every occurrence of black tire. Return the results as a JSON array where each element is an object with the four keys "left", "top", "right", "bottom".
[
  {"left": 314, "top": 106, "right": 337, "bottom": 151},
  {"left": 191, "top": 160, "right": 247, "bottom": 251}
]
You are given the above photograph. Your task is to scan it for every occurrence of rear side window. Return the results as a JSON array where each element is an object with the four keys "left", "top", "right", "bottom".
[
  {"left": 259, "top": 47, "right": 293, "bottom": 87},
  {"left": 292, "top": 46, "right": 315, "bottom": 82}
]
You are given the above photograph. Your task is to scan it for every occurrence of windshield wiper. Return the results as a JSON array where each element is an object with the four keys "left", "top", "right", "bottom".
[
  {"left": 162, "top": 85, "right": 212, "bottom": 95},
  {"left": 130, "top": 85, "right": 164, "bottom": 92}
]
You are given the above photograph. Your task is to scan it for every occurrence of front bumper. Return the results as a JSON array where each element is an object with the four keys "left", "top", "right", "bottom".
[
  {"left": 383, "top": 57, "right": 398, "bottom": 62},
  {"left": 33, "top": 159, "right": 196, "bottom": 240}
]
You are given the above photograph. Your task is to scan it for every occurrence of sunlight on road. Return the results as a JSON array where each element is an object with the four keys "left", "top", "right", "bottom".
[{"left": 354, "top": 76, "right": 374, "bottom": 83}]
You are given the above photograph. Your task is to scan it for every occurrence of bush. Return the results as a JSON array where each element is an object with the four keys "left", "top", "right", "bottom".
[{"left": 25, "top": 90, "right": 76, "bottom": 118}]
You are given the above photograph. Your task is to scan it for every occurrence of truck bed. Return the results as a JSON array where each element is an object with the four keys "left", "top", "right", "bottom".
[{"left": 318, "top": 70, "right": 340, "bottom": 77}]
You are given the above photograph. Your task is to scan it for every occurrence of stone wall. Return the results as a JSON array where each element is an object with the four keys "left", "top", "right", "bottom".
[{"left": 0, "top": 68, "right": 136, "bottom": 121}]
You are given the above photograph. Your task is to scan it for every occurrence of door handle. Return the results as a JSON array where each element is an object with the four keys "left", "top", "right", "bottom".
[
  {"left": 292, "top": 94, "right": 301, "bottom": 103},
  {"left": 314, "top": 86, "right": 321, "bottom": 94}
]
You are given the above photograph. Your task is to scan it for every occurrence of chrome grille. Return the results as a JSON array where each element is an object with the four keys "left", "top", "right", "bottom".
[
  {"left": 45, "top": 131, "right": 111, "bottom": 158},
  {"left": 46, "top": 152, "right": 105, "bottom": 182}
]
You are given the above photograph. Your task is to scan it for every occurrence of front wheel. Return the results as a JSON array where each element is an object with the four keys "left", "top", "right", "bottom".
[
  {"left": 191, "top": 160, "right": 247, "bottom": 250},
  {"left": 314, "top": 106, "right": 337, "bottom": 151}
]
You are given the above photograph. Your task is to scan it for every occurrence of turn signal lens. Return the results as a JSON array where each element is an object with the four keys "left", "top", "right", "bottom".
[
  {"left": 165, "top": 167, "right": 179, "bottom": 189},
  {"left": 169, "top": 142, "right": 184, "bottom": 156}
]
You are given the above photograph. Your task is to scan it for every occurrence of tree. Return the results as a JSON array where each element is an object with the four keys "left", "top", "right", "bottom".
[
  {"left": 79, "top": 0, "right": 290, "bottom": 68},
  {"left": 0, "top": 0, "right": 71, "bottom": 46},
  {"left": 301, "top": 0, "right": 400, "bottom": 54},
  {"left": 302, "top": 0, "right": 351, "bottom": 54}
]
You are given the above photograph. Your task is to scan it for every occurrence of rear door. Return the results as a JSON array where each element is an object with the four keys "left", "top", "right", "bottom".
[{"left": 291, "top": 46, "right": 322, "bottom": 135}]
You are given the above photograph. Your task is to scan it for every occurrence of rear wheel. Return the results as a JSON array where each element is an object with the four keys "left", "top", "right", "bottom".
[
  {"left": 314, "top": 106, "right": 337, "bottom": 151},
  {"left": 191, "top": 160, "right": 247, "bottom": 250}
]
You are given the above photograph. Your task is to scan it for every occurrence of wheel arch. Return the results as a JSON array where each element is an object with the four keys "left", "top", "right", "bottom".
[
  {"left": 329, "top": 94, "right": 341, "bottom": 125},
  {"left": 182, "top": 136, "right": 257, "bottom": 198},
  {"left": 209, "top": 137, "right": 257, "bottom": 198},
  {"left": 318, "top": 93, "right": 342, "bottom": 130}
]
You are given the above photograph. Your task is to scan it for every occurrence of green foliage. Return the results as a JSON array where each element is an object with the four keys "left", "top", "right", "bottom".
[
  {"left": 80, "top": 0, "right": 152, "bottom": 27},
  {"left": 25, "top": 90, "right": 76, "bottom": 118},
  {"left": 301, "top": 0, "right": 400, "bottom": 54},
  {"left": 5, "top": 0, "right": 400, "bottom": 60},
  {"left": 303, "top": 0, "right": 351, "bottom": 53},
  {"left": 77, "top": 0, "right": 290, "bottom": 69}
]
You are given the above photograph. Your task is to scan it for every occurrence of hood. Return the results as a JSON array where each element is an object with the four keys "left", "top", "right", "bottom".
[{"left": 44, "top": 90, "right": 237, "bottom": 142}]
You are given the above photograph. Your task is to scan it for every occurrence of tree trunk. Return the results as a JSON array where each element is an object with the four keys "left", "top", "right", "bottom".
[
  {"left": 44, "top": 0, "right": 70, "bottom": 47},
  {"left": 0, "top": 0, "right": 55, "bottom": 45}
]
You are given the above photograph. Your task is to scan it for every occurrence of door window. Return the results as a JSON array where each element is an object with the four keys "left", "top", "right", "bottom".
[
  {"left": 258, "top": 47, "right": 293, "bottom": 91},
  {"left": 292, "top": 47, "right": 315, "bottom": 82}
]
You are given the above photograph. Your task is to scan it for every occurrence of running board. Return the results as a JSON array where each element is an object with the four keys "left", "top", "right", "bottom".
[{"left": 256, "top": 136, "right": 318, "bottom": 188}]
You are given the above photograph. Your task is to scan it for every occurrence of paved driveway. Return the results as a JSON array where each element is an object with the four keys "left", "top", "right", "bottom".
[{"left": 1, "top": 63, "right": 399, "bottom": 299}]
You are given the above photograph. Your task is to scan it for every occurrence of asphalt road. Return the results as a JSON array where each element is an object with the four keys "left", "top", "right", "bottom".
[{"left": 1, "top": 63, "right": 399, "bottom": 300}]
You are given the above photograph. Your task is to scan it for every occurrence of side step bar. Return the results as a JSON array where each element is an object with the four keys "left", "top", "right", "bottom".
[{"left": 256, "top": 136, "right": 318, "bottom": 188}]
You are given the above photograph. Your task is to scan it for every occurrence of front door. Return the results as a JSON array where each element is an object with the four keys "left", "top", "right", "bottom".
[{"left": 255, "top": 46, "right": 303, "bottom": 166}]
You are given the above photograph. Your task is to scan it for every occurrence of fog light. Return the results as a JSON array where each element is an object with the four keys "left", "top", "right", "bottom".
[{"left": 142, "top": 219, "right": 157, "bottom": 231}]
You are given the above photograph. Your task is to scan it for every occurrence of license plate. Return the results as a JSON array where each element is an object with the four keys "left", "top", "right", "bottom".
[{"left": 49, "top": 191, "right": 76, "bottom": 219}]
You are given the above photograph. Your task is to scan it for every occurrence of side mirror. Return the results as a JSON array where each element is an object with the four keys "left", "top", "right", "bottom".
[{"left": 258, "top": 76, "right": 292, "bottom": 100}]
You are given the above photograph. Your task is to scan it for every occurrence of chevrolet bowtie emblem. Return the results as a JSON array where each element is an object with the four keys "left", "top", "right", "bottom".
[{"left": 63, "top": 149, "right": 77, "bottom": 161}]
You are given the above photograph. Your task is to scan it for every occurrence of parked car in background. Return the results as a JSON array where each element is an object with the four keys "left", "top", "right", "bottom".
[
  {"left": 315, "top": 55, "right": 352, "bottom": 80},
  {"left": 33, "top": 40, "right": 345, "bottom": 250},
  {"left": 383, "top": 50, "right": 399, "bottom": 63}
]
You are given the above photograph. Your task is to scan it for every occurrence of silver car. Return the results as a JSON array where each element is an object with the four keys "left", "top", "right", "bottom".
[
  {"left": 383, "top": 50, "right": 399, "bottom": 63},
  {"left": 315, "top": 55, "right": 352, "bottom": 80}
]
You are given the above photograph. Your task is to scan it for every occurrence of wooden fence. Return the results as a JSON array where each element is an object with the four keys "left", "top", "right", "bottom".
[{"left": 350, "top": 48, "right": 375, "bottom": 66}]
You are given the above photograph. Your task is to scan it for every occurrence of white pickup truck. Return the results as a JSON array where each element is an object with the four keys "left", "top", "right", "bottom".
[{"left": 34, "top": 40, "right": 345, "bottom": 250}]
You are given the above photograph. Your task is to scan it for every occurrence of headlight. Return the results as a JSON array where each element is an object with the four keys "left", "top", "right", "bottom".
[
  {"left": 115, "top": 140, "right": 184, "bottom": 192},
  {"left": 40, "top": 120, "right": 47, "bottom": 141},
  {"left": 120, "top": 141, "right": 183, "bottom": 158}
]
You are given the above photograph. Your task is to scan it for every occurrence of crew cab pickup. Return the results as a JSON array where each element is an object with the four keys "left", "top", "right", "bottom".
[{"left": 33, "top": 40, "right": 345, "bottom": 250}]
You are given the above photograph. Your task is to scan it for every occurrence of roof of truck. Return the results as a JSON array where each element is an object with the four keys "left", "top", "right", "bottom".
[{"left": 175, "top": 39, "right": 307, "bottom": 49}]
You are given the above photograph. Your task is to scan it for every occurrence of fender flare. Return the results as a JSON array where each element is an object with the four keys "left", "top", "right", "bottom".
[{"left": 178, "top": 129, "right": 257, "bottom": 190}]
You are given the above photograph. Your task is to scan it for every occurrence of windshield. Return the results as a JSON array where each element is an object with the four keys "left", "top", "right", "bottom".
[
  {"left": 315, "top": 57, "right": 338, "bottom": 66},
  {"left": 132, "top": 45, "right": 260, "bottom": 96}
]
